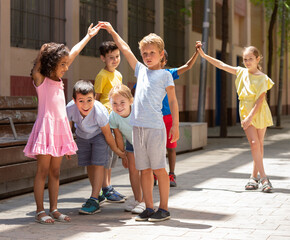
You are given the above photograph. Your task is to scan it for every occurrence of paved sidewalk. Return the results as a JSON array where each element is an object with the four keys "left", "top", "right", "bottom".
[{"left": 0, "top": 117, "right": 290, "bottom": 240}]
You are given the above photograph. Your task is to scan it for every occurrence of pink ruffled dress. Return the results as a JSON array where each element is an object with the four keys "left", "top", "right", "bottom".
[{"left": 24, "top": 77, "right": 78, "bottom": 159}]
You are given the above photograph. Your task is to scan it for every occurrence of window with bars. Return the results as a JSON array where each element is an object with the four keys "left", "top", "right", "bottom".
[
  {"left": 128, "top": 0, "right": 155, "bottom": 61},
  {"left": 11, "top": 0, "right": 66, "bottom": 49},
  {"left": 164, "top": 0, "right": 185, "bottom": 67},
  {"left": 79, "top": 0, "right": 117, "bottom": 57},
  {"left": 192, "top": 0, "right": 203, "bottom": 33},
  {"left": 216, "top": 2, "right": 222, "bottom": 40}
]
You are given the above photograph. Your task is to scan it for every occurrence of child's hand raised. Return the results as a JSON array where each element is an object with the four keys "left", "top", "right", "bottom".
[
  {"left": 196, "top": 41, "right": 205, "bottom": 57},
  {"left": 97, "top": 21, "right": 114, "bottom": 34},
  {"left": 87, "top": 23, "right": 101, "bottom": 38}
]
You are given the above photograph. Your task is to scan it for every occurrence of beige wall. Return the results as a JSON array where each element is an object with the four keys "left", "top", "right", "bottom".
[
  {"left": 1, "top": 0, "right": 289, "bottom": 122},
  {"left": 0, "top": 0, "right": 10, "bottom": 96}
]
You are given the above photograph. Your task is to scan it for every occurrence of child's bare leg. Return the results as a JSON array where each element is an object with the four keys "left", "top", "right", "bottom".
[
  {"left": 48, "top": 156, "right": 70, "bottom": 221},
  {"left": 48, "top": 156, "right": 62, "bottom": 211},
  {"left": 127, "top": 152, "right": 142, "bottom": 202},
  {"left": 102, "top": 168, "right": 111, "bottom": 187},
  {"left": 87, "top": 165, "right": 104, "bottom": 198},
  {"left": 250, "top": 128, "right": 266, "bottom": 178},
  {"left": 244, "top": 126, "right": 267, "bottom": 178},
  {"left": 257, "top": 128, "right": 266, "bottom": 158},
  {"left": 167, "top": 148, "right": 176, "bottom": 173},
  {"left": 141, "top": 168, "right": 154, "bottom": 209},
  {"left": 153, "top": 168, "right": 169, "bottom": 211},
  {"left": 34, "top": 155, "right": 53, "bottom": 222},
  {"left": 34, "top": 155, "right": 51, "bottom": 211}
]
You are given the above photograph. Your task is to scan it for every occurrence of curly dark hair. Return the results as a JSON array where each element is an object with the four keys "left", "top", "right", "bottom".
[
  {"left": 99, "top": 41, "right": 118, "bottom": 57},
  {"left": 37, "top": 43, "right": 70, "bottom": 77}
]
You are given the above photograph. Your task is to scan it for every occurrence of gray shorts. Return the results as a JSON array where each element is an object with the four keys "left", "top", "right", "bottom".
[
  {"left": 76, "top": 133, "right": 108, "bottom": 166},
  {"left": 132, "top": 126, "right": 167, "bottom": 170},
  {"left": 105, "top": 147, "right": 118, "bottom": 169}
]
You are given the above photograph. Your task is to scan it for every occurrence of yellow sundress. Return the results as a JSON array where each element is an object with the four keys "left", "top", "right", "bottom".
[{"left": 235, "top": 67, "right": 274, "bottom": 129}]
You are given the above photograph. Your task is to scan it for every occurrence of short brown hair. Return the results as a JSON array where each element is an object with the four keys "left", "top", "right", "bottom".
[
  {"left": 73, "top": 80, "right": 95, "bottom": 99},
  {"left": 99, "top": 41, "right": 118, "bottom": 57},
  {"left": 138, "top": 33, "right": 164, "bottom": 53}
]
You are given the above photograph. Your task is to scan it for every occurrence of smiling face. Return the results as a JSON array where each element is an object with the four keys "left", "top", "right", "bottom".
[
  {"left": 52, "top": 56, "right": 69, "bottom": 80},
  {"left": 242, "top": 50, "right": 260, "bottom": 73},
  {"left": 110, "top": 93, "right": 132, "bottom": 118},
  {"left": 141, "top": 43, "right": 164, "bottom": 70},
  {"left": 74, "top": 92, "right": 95, "bottom": 117},
  {"left": 101, "top": 49, "right": 121, "bottom": 72}
]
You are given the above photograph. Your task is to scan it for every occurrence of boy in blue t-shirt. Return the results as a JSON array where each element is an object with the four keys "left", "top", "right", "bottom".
[{"left": 132, "top": 49, "right": 199, "bottom": 187}]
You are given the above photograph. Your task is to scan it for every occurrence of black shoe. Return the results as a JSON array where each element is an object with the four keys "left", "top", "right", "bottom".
[
  {"left": 148, "top": 209, "right": 170, "bottom": 222},
  {"left": 135, "top": 209, "right": 155, "bottom": 221}
]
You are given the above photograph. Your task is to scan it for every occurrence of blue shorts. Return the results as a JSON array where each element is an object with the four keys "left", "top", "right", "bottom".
[
  {"left": 125, "top": 140, "right": 134, "bottom": 152},
  {"left": 76, "top": 133, "right": 108, "bottom": 166}
]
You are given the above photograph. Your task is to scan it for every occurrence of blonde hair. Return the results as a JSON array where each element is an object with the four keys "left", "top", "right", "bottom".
[
  {"left": 242, "top": 46, "right": 263, "bottom": 71},
  {"left": 138, "top": 33, "right": 164, "bottom": 53},
  {"left": 109, "top": 84, "right": 133, "bottom": 102}
]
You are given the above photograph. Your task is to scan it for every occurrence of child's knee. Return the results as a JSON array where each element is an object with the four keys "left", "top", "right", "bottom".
[
  {"left": 249, "top": 139, "right": 260, "bottom": 151},
  {"left": 141, "top": 168, "right": 152, "bottom": 176},
  {"left": 49, "top": 168, "right": 60, "bottom": 179},
  {"left": 153, "top": 168, "right": 167, "bottom": 176}
]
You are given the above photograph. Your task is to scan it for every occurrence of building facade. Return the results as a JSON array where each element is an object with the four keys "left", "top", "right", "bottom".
[{"left": 0, "top": 0, "right": 289, "bottom": 127}]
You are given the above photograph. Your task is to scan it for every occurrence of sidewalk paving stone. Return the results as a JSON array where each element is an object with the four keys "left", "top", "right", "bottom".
[{"left": 0, "top": 116, "right": 290, "bottom": 239}]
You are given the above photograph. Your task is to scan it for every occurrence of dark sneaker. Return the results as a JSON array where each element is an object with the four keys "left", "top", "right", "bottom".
[
  {"left": 79, "top": 198, "right": 101, "bottom": 215},
  {"left": 148, "top": 209, "right": 170, "bottom": 222},
  {"left": 98, "top": 192, "right": 106, "bottom": 205},
  {"left": 135, "top": 209, "right": 155, "bottom": 221},
  {"left": 169, "top": 173, "right": 177, "bottom": 187},
  {"left": 153, "top": 173, "right": 157, "bottom": 186},
  {"left": 103, "top": 187, "right": 125, "bottom": 203}
]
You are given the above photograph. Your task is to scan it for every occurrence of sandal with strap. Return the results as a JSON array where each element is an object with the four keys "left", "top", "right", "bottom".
[
  {"left": 35, "top": 210, "right": 54, "bottom": 224},
  {"left": 49, "top": 209, "right": 71, "bottom": 223},
  {"left": 245, "top": 176, "right": 259, "bottom": 190},
  {"left": 260, "top": 177, "right": 273, "bottom": 193}
]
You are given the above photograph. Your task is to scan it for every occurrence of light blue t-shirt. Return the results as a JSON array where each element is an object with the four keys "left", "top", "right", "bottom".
[
  {"left": 109, "top": 109, "right": 133, "bottom": 145},
  {"left": 130, "top": 62, "right": 174, "bottom": 129},
  {"left": 66, "top": 100, "right": 109, "bottom": 139}
]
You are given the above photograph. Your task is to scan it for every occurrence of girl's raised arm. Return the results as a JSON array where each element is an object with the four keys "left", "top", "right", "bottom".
[
  {"left": 196, "top": 41, "right": 237, "bottom": 75},
  {"left": 68, "top": 23, "right": 101, "bottom": 66},
  {"left": 31, "top": 44, "right": 47, "bottom": 87}
]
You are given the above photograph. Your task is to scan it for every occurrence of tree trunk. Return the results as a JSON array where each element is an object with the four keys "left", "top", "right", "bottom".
[
  {"left": 276, "top": 1, "right": 286, "bottom": 127},
  {"left": 220, "top": 0, "right": 229, "bottom": 137},
  {"left": 266, "top": 0, "right": 278, "bottom": 103}
]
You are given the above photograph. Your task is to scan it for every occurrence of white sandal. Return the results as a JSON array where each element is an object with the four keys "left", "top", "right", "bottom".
[
  {"left": 49, "top": 209, "right": 70, "bottom": 223},
  {"left": 35, "top": 210, "right": 54, "bottom": 224}
]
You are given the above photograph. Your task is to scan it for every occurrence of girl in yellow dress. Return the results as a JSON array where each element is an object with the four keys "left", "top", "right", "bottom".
[{"left": 196, "top": 42, "right": 274, "bottom": 193}]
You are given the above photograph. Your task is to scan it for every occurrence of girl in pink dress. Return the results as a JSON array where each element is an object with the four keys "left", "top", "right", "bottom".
[{"left": 24, "top": 24, "right": 101, "bottom": 224}]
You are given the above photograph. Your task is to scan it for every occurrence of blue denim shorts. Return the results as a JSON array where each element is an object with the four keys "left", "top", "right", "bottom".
[{"left": 125, "top": 140, "right": 134, "bottom": 152}]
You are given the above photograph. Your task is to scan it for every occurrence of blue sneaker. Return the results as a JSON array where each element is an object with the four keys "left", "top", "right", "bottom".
[
  {"left": 79, "top": 198, "right": 101, "bottom": 215},
  {"left": 103, "top": 186, "right": 125, "bottom": 203},
  {"left": 112, "top": 188, "right": 127, "bottom": 199}
]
